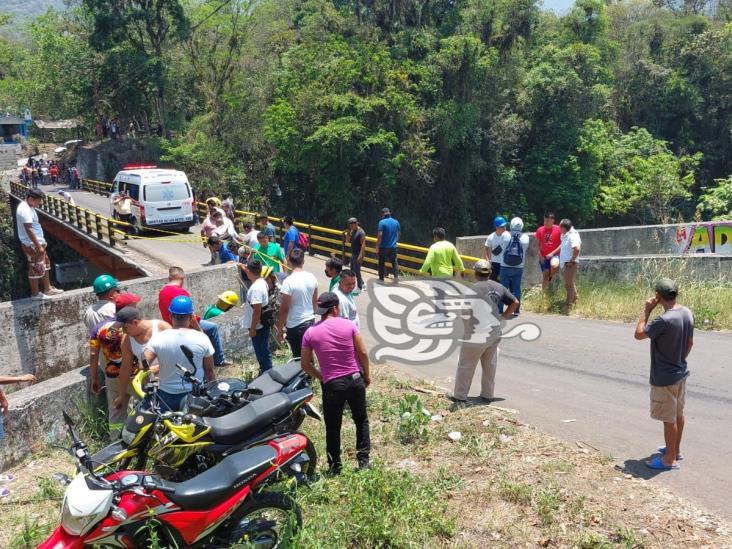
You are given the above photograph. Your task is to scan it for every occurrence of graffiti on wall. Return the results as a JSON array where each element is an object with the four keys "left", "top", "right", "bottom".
[{"left": 675, "top": 222, "right": 732, "bottom": 254}]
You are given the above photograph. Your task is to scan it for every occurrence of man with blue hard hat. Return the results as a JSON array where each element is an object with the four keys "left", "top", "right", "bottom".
[
  {"left": 483, "top": 216, "right": 510, "bottom": 283},
  {"left": 144, "top": 295, "right": 216, "bottom": 412}
]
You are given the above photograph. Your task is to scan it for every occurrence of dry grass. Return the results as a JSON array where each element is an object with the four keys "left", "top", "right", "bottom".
[
  {"left": 523, "top": 259, "right": 732, "bottom": 330},
  {"left": 2, "top": 361, "right": 731, "bottom": 548}
]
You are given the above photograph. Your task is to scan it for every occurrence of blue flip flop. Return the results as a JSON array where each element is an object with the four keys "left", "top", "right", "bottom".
[
  {"left": 646, "top": 455, "right": 680, "bottom": 471},
  {"left": 658, "top": 446, "right": 684, "bottom": 461}
]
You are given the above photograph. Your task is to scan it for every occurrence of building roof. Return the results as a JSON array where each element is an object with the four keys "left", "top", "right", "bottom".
[{"left": 0, "top": 115, "right": 26, "bottom": 125}]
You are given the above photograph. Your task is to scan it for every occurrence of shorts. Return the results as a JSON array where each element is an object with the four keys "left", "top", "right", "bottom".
[
  {"left": 539, "top": 256, "right": 560, "bottom": 272},
  {"left": 21, "top": 243, "right": 50, "bottom": 280},
  {"left": 650, "top": 379, "right": 686, "bottom": 423}
]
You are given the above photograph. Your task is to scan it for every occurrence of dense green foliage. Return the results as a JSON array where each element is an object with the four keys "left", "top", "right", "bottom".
[
  {"left": 2, "top": 0, "right": 732, "bottom": 241},
  {"left": 0, "top": 195, "right": 26, "bottom": 301}
]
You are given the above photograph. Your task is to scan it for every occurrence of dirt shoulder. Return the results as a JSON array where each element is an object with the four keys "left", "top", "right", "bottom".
[{"left": 1, "top": 364, "right": 730, "bottom": 548}]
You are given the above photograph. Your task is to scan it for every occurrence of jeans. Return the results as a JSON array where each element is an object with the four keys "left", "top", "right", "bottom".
[
  {"left": 378, "top": 248, "right": 398, "bottom": 281},
  {"left": 500, "top": 266, "right": 524, "bottom": 314},
  {"left": 322, "top": 374, "right": 370, "bottom": 470},
  {"left": 155, "top": 390, "right": 188, "bottom": 412},
  {"left": 286, "top": 319, "right": 314, "bottom": 358},
  {"left": 350, "top": 253, "right": 364, "bottom": 289},
  {"left": 200, "top": 319, "right": 226, "bottom": 365},
  {"left": 252, "top": 326, "right": 272, "bottom": 373},
  {"left": 490, "top": 262, "right": 501, "bottom": 283}
]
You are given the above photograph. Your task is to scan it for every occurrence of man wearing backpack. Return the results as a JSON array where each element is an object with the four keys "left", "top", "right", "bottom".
[
  {"left": 500, "top": 217, "right": 530, "bottom": 316},
  {"left": 282, "top": 216, "right": 300, "bottom": 258}
]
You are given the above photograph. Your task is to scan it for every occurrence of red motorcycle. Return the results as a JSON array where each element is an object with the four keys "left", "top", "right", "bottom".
[{"left": 39, "top": 412, "right": 306, "bottom": 548}]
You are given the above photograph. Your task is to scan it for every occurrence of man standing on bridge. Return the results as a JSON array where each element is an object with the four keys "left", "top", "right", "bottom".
[
  {"left": 15, "top": 188, "right": 64, "bottom": 300},
  {"left": 634, "top": 278, "right": 694, "bottom": 471},
  {"left": 419, "top": 227, "right": 465, "bottom": 278},
  {"left": 376, "top": 207, "right": 400, "bottom": 283}
]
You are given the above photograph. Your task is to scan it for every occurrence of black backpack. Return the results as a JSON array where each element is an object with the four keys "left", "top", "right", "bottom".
[{"left": 503, "top": 233, "right": 524, "bottom": 267}]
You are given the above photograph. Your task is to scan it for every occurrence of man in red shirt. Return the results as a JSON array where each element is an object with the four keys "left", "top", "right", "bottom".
[
  {"left": 158, "top": 266, "right": 230, "bottom": 366},
  {"left": 535, "top": 212, "right": 562, "bottom": 291}
]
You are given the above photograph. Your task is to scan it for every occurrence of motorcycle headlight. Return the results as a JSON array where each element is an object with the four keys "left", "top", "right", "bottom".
[{"left": 61, "top": 497, "right": 104, "bottom": 536}]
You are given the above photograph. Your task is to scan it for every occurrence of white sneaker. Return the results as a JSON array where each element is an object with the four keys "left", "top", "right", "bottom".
[
  {"left": 30, "top": 293, "right": 50, "bottom": 300},
  {"left": 46, "top": 288, "right": 64, "bottom": 295}
]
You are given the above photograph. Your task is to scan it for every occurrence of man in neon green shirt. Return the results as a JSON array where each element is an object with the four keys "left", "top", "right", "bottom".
[
  {"left": 253, "top": 231, "right": 286, "bottom": 272},
  {"left": 420, "top": 227, "right": 465, "bottom": 278}
]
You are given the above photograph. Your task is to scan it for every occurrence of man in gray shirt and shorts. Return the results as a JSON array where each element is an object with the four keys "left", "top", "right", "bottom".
[{"left": 634, "top": 278, "right": 694, "bottom": 471}]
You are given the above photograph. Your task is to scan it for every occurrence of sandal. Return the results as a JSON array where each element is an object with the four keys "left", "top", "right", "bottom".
[
  {"left": 646, "top": 455, "right": 679, "bottom": 471},
  {"left": 658, "top": 446, "right": 684, "bottom": 461},
  {"left": 0, "top": 486, "right": 9, "bottom": 498},
  {"left": 0, "top": 473, "right": 14, "bottom": 482}
]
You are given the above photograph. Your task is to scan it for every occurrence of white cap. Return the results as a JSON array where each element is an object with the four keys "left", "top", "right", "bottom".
[{"left": 510, "top": 217, "right": 524, "bottom": 232}]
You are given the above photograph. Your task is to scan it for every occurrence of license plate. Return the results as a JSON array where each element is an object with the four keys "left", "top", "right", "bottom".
[{"left": 147, "top": 216, "right": 191, "bottom": 225}]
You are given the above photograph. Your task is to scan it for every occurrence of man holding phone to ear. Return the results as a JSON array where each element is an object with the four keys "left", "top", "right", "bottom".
[{"left": 634, "top": 278, "right": 694, "bottom": 471}]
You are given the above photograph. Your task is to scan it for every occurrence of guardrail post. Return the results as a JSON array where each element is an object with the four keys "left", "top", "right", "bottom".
[
  {"left": 84, "top": 210, "right": 92, "bottom": 235},
  {"left": 307, "top": 224, "right": 313, "bottom": 256},
  {"left": 107, "top": 218, "right": 115, "bottom": 247},
  {"left": 95, "top": 214, "right": 103, "bottom": 240}
]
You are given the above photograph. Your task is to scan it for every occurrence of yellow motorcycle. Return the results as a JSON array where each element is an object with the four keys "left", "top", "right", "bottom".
[{"left": 91, "top": 351, "right": 319, "bottom": 481}]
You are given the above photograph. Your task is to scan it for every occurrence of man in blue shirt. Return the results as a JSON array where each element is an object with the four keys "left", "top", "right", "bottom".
[
  {"left": 376, "top": 207, "right": 401, "bottom": 282},
  {"left": 207, "top": 236, "right": 238, "bottom": 263},
  {"left": 258, "top": 214, "right": 277, "bottom": 243},
  {"left": 282, "top": 215, "right": 300, "bottom": 258}
]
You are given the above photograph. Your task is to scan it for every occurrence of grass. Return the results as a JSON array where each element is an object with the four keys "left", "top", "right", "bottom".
[
  {"left": 1, "top": 361, "right": 730, "bottom": 548},
  {"left": 523, "top": 258, "right": 732, "bottom": 330}
]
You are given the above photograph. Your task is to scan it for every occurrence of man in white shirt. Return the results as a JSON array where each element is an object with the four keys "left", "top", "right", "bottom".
[
  {"left": 499, "top": 217, "right": 530, "bottom": 316},
  {"left": 277, "top": 248, "right": 318, "bottom": 357},
  {"left": 484, "top": 216, "right": 510, "bottom": 282},
  {"left": 144, "top": 295, "right": 215, "bottom": 411},
  {"left": 243, "top": 259, "right": 273, "bottom": 373},
  {"left": 15, "top": 188, "right": 64, "bottom": 299},
  {"left": 559, "top": 218, "right": 582, "bottom": 312},
  {"left": 333, "top": 269, "right": 359, "bottom": 327}
]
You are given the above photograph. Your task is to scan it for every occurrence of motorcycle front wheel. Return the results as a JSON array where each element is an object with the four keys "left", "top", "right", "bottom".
[{"left": 224, "top": 492, "right": 302, "bottom": 549}]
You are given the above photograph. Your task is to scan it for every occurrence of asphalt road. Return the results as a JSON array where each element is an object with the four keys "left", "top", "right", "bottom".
[{"left": 61, "top": 185, "right": 732, "bottom": 519}]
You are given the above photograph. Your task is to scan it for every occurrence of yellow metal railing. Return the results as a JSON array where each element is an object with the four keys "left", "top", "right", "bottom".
[{"left": 79, "top": 178, "right": 482, "bottom": 273}]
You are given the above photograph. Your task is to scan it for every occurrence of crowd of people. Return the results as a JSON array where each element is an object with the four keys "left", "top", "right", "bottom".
[
  {"left": 7, "top": 188, "right": 692, "bottom": 480},
  {"left": 94, "top": 115, "right": 145, "bottom": 142},
  {"left": 19, "top": 157, "right": 80, "bottom": 190}
]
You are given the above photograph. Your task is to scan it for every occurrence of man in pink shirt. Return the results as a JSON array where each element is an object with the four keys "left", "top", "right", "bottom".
[{"left": 301, "top": 292, "right": 371, "bottom": 474}]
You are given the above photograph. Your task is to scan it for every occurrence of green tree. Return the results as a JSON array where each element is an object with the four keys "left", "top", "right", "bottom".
[{"left": 697, "top": 176, "right": 732, "bottom": 220}]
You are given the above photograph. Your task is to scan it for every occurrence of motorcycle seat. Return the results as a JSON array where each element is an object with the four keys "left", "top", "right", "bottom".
[
  {"left": 246, "top": 372, "right": 282, "bottom": 399},
  {"left": 205, "top": 393, "right": 291, "bottom": 445},
  {"left": 268, "top": 360, "right": 302, "bottom": 385},
  {"left": 164, "top": 445, "right": 276, "bottom": 510}
]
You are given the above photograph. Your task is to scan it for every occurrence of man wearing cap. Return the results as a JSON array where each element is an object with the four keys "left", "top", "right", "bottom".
[
  {"left": 203, "top": 291, "right": 239, "bottom": 320},
  {"left": 376, "top": 207, "right": 401, "bottom": 283},
  {"left": 452, "top": 260, "right": 519, "bottom": 408},
  {"left": 113, "top": 307, "right": 172, "bottom": 411},
  {"left": 145, "top": 295, "right": 216, "bottom": 412},
  {"left": 16, "top": 188, "right": 64, "bottom": 299},
  {"left": 634, "top": 279, "right": 694, "bottom": 471},
  {"left": 345, "top": 218, "right": 366, "bottom": 291},
  {"left": 419, "top": 227, "right": 465, "bottom": 278},
  {"left": 301, "top": 292, "right": 371, "bottom": 473},
  {"left": 484, "top": 216, "right": 510, "bottom": 283},
  {"left": 88, "top": 291, "right": 141, "bottom": 436}
]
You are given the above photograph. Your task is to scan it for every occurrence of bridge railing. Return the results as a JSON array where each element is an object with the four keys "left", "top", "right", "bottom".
[
  {"left": 11, "top": 181, "right": 121, "bottom": 247},
  {"left": 79, "top": 178, "right": 482, "bottom": 273}
]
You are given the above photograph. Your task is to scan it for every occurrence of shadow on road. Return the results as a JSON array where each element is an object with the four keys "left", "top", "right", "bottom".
[{"left": 621, "top": 454, "right": 671, "bottom": 480}]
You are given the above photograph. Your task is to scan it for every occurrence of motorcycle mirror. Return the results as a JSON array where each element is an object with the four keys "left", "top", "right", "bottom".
[{"left": 180, "top": 345, "right": 196, "bottom": 370}]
